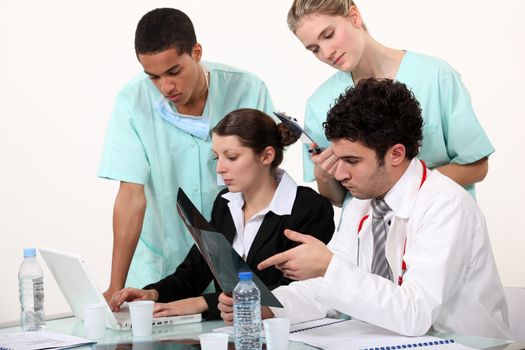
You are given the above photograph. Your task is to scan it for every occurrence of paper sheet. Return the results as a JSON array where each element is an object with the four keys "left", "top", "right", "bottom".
[{"left": 0, "top": 331, "right": 95, "bottom": 350}]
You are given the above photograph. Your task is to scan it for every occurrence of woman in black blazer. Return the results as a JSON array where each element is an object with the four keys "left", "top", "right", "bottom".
[{"left": 109, "top": 109, "right": 335, "bottom": 319}]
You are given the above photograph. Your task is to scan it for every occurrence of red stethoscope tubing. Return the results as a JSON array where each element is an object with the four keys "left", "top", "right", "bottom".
[{"left": 356, "top": 160, "right": 427, "bottom": 286}]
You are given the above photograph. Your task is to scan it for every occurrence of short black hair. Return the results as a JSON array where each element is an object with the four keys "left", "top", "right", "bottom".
[
  {"left": 324, "top": 78, "right": 423, "bottom": 161},
  {"left": 134, "top": 8, "right": 196, "bottom": 56}
]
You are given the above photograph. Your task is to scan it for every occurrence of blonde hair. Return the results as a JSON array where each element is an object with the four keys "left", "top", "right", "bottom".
[{"left": 287, "top": 0, "right": 359, "bottom": 32}]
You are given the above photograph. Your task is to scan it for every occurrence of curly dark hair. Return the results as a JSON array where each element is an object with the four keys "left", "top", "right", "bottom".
[
  {"left": 324, "top": 78, "right": 423, "bottom": 162},
  {"left": 212, "top": 109, "right": 300, "bottom": 170},
  {"left": 135, "top": 8, "right": 196, "bottom": 56}
]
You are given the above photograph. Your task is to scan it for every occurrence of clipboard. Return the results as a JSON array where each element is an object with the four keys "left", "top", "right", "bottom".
[
  {"left": 175, "top": 188, "right": 283, "bottom": 308},
  {"left": 273, "top": 111, "right": 322, "bottom": 154}
]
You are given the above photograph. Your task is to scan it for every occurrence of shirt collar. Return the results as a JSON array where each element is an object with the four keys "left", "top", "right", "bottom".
[
  {"left": 383, "top": 158, "right": 426, "bottom": 219},
  {"left": 221, "top": 169, "right": 297, "bottom": 216}
]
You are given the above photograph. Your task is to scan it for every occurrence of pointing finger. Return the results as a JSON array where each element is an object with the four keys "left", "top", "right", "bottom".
[
  {"left": 283, "top": 229, "right": 311, "bottom": 243},
  {"left": 257, "top": 251, "right": 289, "bottom": 270}
]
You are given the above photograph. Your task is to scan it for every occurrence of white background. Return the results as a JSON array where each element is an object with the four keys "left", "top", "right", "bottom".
[{"left": 1, "top": 0, "right": 524, "bottom": 324}]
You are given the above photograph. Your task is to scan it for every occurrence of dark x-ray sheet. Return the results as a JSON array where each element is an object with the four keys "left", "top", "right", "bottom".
[{"left": 176, "top": 188, "right": 283, "bottom": 308}]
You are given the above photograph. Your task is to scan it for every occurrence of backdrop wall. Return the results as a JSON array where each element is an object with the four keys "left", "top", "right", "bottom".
[{"left": 1, "top": 0, "right": 523, "bottom": 324}]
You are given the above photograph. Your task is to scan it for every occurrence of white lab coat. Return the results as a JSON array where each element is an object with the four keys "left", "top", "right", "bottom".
[{"left": 271, "top": 159, "right": 510, "bottom": 339}]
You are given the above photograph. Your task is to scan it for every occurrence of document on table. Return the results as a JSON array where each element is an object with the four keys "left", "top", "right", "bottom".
[
  {"left": 0, "top": 331, "right": 95, "bottom": 350},
  {"left": 213, "top": 317, "right": 346, "bottom": 336},
  {"left": 288, "top": 318, "right": 477, "bottom": 350}
]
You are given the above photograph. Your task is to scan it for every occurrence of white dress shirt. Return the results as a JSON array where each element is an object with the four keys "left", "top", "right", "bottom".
[
  {"left": 222, "top": 169, "right": 297, "bottom": 260},
  {"left": 271, "top": 159, "right": 510, "bottom": 339}
]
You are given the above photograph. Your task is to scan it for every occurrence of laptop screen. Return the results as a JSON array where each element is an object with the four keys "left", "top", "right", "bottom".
[{"left": 38, "top": 248, "right": 110, "bottom": 321}]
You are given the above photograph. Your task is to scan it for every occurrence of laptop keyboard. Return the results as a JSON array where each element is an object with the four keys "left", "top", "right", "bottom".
[{"left": 113, "top": 310, "right": 202, "bottom": 327}]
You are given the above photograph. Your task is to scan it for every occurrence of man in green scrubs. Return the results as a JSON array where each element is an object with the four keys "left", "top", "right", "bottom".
[{"left": 99, "top": 8, "right": 274, "bottom": 302}]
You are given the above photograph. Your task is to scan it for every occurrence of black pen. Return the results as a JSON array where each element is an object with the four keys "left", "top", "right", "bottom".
[
  {"left": 273, "top": 111, "right": 323, "bottom": 154},
  {"left": 356, "top": 236, "right": 360, "bottom": 267}
]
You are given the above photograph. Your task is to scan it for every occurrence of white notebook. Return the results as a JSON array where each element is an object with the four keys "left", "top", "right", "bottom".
[{"left": 289, "top": 318, "right": 476, "bottom": 350}]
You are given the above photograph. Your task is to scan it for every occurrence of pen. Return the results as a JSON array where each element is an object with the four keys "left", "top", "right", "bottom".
[
  {"left": 356, "top": 237, "right": 360, "bottom": 267},
  {"left": 307, "top": 146, "right": 322, "bottom": 154}
]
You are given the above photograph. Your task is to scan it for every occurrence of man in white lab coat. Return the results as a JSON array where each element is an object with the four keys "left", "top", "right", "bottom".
[{"left": 218, "top": 78, "right": 510, "bottom": 339}]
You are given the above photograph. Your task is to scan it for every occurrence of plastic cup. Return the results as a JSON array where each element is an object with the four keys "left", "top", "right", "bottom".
[
  {"left": 263, "top": 318, "right": 290, "bottom": 350},
  {"left": 199, "top": 333, "right": 229, "bottom": 350},
  {"left": 128, "top": 300, "right": 154, "bottom": 337},
  {"left": 83, "top": 303, "right": 106, "bottom": 339}
]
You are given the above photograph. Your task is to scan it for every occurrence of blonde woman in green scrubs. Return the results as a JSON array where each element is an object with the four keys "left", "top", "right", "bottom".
[{"left": 288, "top": 0, "right": 494, "bottom": 205}]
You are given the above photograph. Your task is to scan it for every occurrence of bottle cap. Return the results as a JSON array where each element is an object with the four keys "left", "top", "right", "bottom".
[
  {"left": 238, "top": 271, "right": 253, "bottom": 280},
  {"left": 23, "top": 248, "right": 36, "bottom": 257}
]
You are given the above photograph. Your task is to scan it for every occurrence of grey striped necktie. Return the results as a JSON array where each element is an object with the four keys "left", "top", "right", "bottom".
[{"left": 370, "top": 198, "right": 392, "bottom": 281}]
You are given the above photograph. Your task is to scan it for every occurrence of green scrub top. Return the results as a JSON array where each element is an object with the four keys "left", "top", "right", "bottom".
[
  {"left": 99, "top": 61, "right": 274, "bottom": 288},
  {"left": 303, "top": 51, "right": 494, "bottom": 198}
]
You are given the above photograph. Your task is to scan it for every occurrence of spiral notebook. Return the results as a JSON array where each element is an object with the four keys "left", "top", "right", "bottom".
[{"left": 288, "top": 318, "right": 476, "bottom": 350}]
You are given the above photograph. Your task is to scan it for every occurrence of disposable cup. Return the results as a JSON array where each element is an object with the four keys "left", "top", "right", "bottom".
[
  {"left": 199, "top": 332, "right": 229, "bottom": 350},
  {"left": 83, "top": 303, "right": 106, "bottom": 339},
  {"left": 128, "top": 300, "right": 154, "bottom": 337},
  {"left": 263, "top": 318, "right": 290, "bottom": 350}
]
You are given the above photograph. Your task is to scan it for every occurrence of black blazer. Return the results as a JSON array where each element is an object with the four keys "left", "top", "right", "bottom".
[{"left": 144, "top": 186, "right": 335, "bottom": 319}]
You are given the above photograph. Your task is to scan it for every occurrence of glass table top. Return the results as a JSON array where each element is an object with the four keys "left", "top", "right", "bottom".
[{"left": 0, "top": 315, "right": 516, "bottom": 350}]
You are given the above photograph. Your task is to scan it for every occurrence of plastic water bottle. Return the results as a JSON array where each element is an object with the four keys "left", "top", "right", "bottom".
[
  {"left": 233, "top": 271, "right": 262, "bottom": 350},
  {"left": 18, "top": 248, "right": 46, "bottom": 331}
]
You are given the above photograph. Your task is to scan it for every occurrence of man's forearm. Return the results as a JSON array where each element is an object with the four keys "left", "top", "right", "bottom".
[
  {"left": 108, "top": 228, "right": 141, "bottom": 291},
  {"left": 108, "top": 182, "right": 146, "bottom": 291}
]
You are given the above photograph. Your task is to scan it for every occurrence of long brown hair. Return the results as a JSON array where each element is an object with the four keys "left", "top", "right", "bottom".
[{"left": 212, "top": 109, "right": 299, "bottom": 170}]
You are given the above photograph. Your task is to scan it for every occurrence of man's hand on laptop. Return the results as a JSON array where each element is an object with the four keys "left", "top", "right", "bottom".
[
  {"left": 109, "top": 287, "right": 159, "bottom": 312},
  {"left": 103, "top": 289, "right": 116, "bottom": 305}
]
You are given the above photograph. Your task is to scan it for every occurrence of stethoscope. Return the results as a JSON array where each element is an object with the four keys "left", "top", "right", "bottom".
[{"left": 356, "top": 160, "right": 427, "bottom": 286}]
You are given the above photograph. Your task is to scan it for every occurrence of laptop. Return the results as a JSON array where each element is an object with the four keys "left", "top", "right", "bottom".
[
  {"left": 176, "top": 188, "right": 283, "bottom": 308},
  {"left": 39, "top": 247, "right": 202, "bottom": 330}
]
